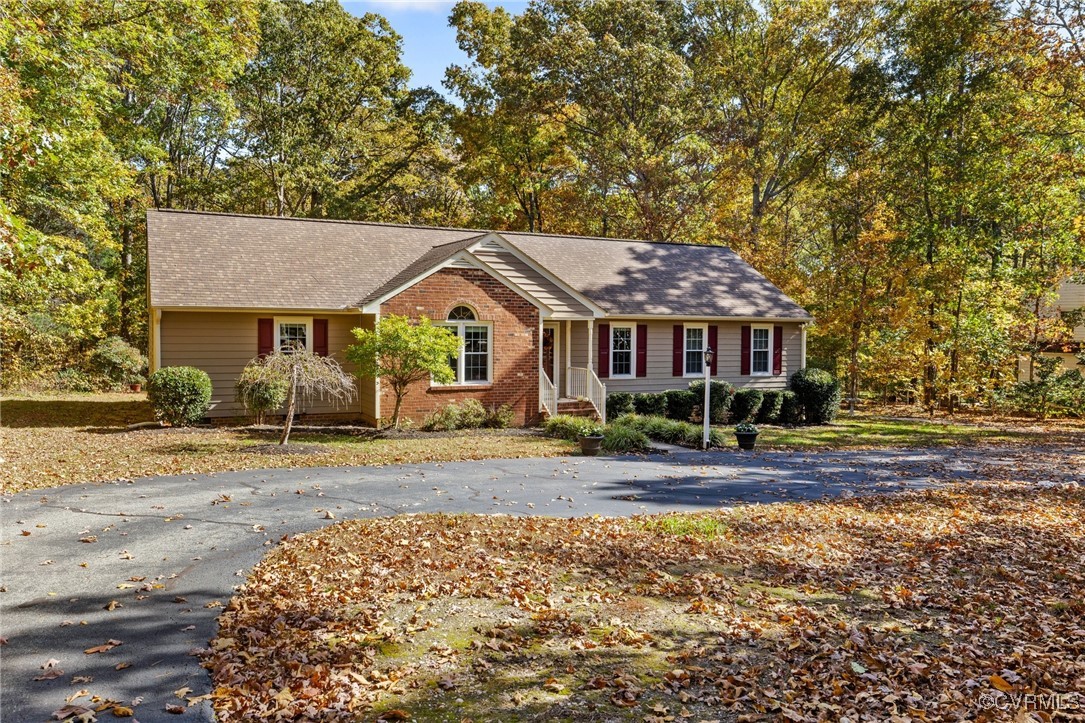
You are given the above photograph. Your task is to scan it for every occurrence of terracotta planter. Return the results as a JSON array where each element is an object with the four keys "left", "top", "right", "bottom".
[
  {"left": 734, "top": 432, "right": 758, "bottom": 450},
  {"left": 130, "top": 383, "right": 142, "bottom": 393},
  {"left": 579, "top": 434, "right": 604, "bottom": 456}
]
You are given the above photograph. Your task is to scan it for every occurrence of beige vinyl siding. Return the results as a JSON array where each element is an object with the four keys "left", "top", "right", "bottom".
[
  {"left": 159, "top": 311, "right": 367, "bottom": 419},
  {"left": 355, "top": 314, "right": 378, "bottom": 424},
  {"left": 568, "top": 319, "right": 803, "bottom": 394},
  {"left": 472, "top": 248, "right": 594, "bottom": 318},
  {"left": 1058, "top": 281, "right": 1085, "bottom": 341}
]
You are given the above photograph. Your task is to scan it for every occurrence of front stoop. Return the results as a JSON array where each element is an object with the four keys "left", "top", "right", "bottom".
[{"left": 551, "top": 397, "right": 601, "bottom": 420}]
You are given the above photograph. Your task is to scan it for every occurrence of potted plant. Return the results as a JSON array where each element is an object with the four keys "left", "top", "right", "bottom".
[
  {"left": 578, "top": 422, "right": 605, "bottom": 456},
  {"left": 129, "top": 374, "right": 146, "bottom": 393},
  {"left": 734, "top": 422, "right": 759, "bottom": 450}
]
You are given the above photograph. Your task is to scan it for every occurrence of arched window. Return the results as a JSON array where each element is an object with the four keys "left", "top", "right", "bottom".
[
  {"left": 448, "top": 305, "right": 476, "bottom": 321},
  {"left": 440, "top": 306, "right": 491, "bottom": 384}
]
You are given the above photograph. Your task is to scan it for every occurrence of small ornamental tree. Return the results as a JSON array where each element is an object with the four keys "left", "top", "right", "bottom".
[
  {"left": 347, "top": 315, "right": 461, "bottom": 429},
  {"left": 242, "top": 347, "right": 356, "bottom": 444}
]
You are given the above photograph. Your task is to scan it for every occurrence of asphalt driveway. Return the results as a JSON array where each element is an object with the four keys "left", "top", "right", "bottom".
[{"left": 2, "top": 445, "right": 1077, "bottom": 722}]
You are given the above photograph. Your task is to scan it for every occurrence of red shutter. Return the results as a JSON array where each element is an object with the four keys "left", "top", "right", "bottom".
[
  {"left": 314, "top": 318, "right": 329, "bottom": 357},
  {"left": 708, "top": 325, "right": 718, "bottom": 376},
  {"left": 635, "top": 324, "right": 647, "bottom": 377},
  {"left": 597, "top": 323, "right": 610, "bottom": 378},
  {"left": 672, "top": 325, "right": 684, "bottom": 376},
  {"left": 740, "top": 325, "right": 751, "bottom": 375},
  {"left": 258, "top": 318, "right": 274, "bottom": 357},
  {"left": 772, "top": 325, "right": 783, "bottom": 375}
]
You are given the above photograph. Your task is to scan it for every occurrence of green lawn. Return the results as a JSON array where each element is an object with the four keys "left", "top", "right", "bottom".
[{"left": 741, "top": 414, "right": 1081, "bottom": 449}]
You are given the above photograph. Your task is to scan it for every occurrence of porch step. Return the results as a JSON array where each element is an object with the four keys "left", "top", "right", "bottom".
[{"left": 554, "top": 398, "right": 601, "bottom": 420}]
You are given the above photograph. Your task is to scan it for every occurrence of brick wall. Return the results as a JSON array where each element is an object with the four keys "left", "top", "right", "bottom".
[{"left": 380, "top": 268, "right": 541, "bottom": 426}]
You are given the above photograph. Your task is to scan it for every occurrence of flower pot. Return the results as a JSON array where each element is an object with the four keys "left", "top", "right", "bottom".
[
  {"left": 130, "top": 383, "right": 142, "bottom": 393},
  {"left": 734, "top": 432, "right": 758, "bottom": 450},
  {"left": 579, "top": 434, "right": 604, "bottom": 456}
]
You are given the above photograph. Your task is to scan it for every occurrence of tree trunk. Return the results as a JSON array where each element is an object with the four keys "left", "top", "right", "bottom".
[
  {"left": 392, "top": 388, "right": 404, "bottom": 430},
  {"left": 279, "top": 367, "right": 298, "bottom": 445},
  {"left": 119, "top": 197, "right": 134, "bottom": 341}
]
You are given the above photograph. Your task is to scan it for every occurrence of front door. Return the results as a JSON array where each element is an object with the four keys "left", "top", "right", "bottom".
[{"left": 542, "top": 325, "right": 556, "bottom": 383}]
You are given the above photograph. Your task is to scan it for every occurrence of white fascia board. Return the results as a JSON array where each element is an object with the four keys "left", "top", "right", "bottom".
[
  {"left": 598, "top": 314, "right": 814, "bottom": 323},
  {"left": 472, "top": 232, "right": 608, "bottom": 318},
  {"left": 361, "top": 250, "right": 553, "bottom": 317}
]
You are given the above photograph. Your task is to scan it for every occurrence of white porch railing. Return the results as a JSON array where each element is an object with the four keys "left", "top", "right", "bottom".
[
  {"left": 566, "top": 366, "right": 607, "bottom": 423},
  {"left": 540, "top": 370, "right": 558, "bottom": 417}
]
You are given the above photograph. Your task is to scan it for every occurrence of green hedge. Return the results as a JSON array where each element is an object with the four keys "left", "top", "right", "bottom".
[
  {"left": 778, "top": 390, "right": 802, "bottom": 425},
  {"left": 663, "top": 389, "right": 696, "bottom": 421},
  {"left": 615, "top": 414, "right": 726, "bottom": 448},
  {"left": 731, "top": 388, "right": 764, "bottom": 423},
  {"left": 606, "top": 392, "right": 635, "bottom": 419},
  {"left": 543, "top": 414, "right": 603, "bottom": 441},
  {"left": 790, "top": 368, "right": 842, "bottom": 424},
  {"left": 687, "top": 379, "right": 735, "bottom": 423},
  {"left": 425, "top": 399, "right": 513, "bottom": 430},
  {"left": 147, "top": 366, "right": 212, "bottom": 426},
  {"left": 757, "top": 390, "right": 785, "bottom": 423},
  {"left": 632, "top": 392, "right": 667, "bottom": 416}
]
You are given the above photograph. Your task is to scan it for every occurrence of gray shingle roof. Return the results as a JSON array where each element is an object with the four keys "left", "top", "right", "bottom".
[{"left": 147, "top": 210, "right": 810, "bottom": 320}]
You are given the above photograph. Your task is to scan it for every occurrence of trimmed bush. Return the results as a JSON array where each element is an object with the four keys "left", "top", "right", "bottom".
[
  {"left": 731, "top": 388, "right": 764, "bottom": 423},
  {"left": 632, "top": 392, "right": 667, "bottom": 416},
  {"left": 778, "top": 390, "right": 802, "bottom": 425},
  {"left": 687, "top": 379, "right": 735, "bottom": 423},
  {"left": 601, "top": 424, "right": 650, "bottom": 453},
  {"left": 757, "top": 390, "right": 784, "bottom": 424},
  {"left": 235, "top": 367, "right": 288, "bottom": 425},
  {"left": 147, "top": 366, "right": 212, "bottom": 426},
  {"left": 484, "top": 404, "right": 515, "bottom": 429},
  {"left": 543, "top": 414, "right": 602, "bottom": 441},
  {"left": 663, "top": 389, "right": 696, "bottom": 421},
  {"left": 606, "top": 392, "right": 635, "bottom": 419},
  {"left": 90, "top": 336, "right": 146, "bottom": 389},
  {"left": 790, "top": 368, "right": 842, "bottom": 424},
  {"left": 423, "top": 399, "right": 503, "bottom": 431}
]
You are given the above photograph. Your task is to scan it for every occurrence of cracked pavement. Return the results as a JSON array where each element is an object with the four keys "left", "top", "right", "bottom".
[{"left": 2, "top": 444, "right": 1078, "bottom": 722}]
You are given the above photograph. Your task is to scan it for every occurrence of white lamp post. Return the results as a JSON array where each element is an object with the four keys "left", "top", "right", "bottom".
[{"left": 702, "top": 347, "right": 714, "bottom": 450}]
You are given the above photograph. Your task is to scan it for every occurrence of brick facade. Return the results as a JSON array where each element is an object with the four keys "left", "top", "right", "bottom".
[{"left": 379, "top": 268, "right": 541, "bottom": 426}]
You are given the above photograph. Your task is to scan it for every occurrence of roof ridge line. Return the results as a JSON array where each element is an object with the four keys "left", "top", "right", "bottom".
[{"left": 149, "top": 209, "right": 732, "bottom": 250}]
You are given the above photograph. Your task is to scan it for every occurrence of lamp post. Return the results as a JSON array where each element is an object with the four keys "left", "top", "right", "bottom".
[{"left": 702, "top": 347, "right": 714, "bottom": 449}]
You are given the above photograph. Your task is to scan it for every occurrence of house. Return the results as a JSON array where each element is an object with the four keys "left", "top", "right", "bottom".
[
  {"left": 146, "top": 210, "right": 812, "bottom": 426},
  {"left": 1018, "top": 280, "right": 1085, "bottom": 381}
]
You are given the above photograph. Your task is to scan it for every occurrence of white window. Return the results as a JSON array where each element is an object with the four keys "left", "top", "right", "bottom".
[
  {"left": 274, "top": 317, "right": 312, "bottom": 353},
  {"left": 610, "top": 325, "right": 634, "bottom": 377},
  {"left": 684, "top": 324, "right": 706, "bottom": 376},
  {"left": 751, "top": 325, "right": 771, "bottom": 375},
  {"left": 441, "top": 305, "right": 492, "bottom": 384}
]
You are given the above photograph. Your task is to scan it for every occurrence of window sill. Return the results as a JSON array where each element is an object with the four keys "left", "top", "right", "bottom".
[{"left": 430, "top": 383, "right": 493, "bottom": 391}]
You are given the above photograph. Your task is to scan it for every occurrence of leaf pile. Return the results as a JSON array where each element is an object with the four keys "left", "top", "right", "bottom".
[{"left": 206, "top": 481, "right": 1085, "bottom": 721}]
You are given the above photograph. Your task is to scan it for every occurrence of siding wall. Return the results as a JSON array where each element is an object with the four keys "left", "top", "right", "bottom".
[
  {"left": 159, "top": 311, "right": 368, "bottom": 421},
  {"left": 567, "top": 319, "right": 804, "bottom": 394},
  {"left": 1059, "top": 281, "right": 1085, "bottom": 341}
]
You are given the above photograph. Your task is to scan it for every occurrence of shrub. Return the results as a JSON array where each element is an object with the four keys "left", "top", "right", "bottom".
[
  {"left": 235, "top": 367, "right": 288, "bottom": 425},
  {"left": 663, "top": 389, "right": 696, "bottom": 421},
  {"left": 423, "top": 399, "right": 500, "bottom": 430},
  {"left": 687, "top": 379, "right": 735, "bottom": 423},
  {"left": 54, "top": 368, "right": 96, "bottom": 392},
  {"left": 89, "top": 336, "right": 146, "bottom": 388},
  {"left": 484, "top": 404, "right": 515, "bottom": 429},
  {"left": 778, "top": 390, "right": 802, "bottom": 425},
  {"left": 757, "top": 390, "right": 784, "bottom": 423},
  {"left": 606, "top": 392, "right": 635, "bottom": 419},
  {"left": 602, "top": 424, "right": 650, "bottom": 453},
  {"left": 632, "top": 392, "right": 667, "bottom": 416},
  {"left": 543, "top": 414, "right": 602, "bottom": 441},
  {"left": 147, "top": 366, "right": 212, "bottom": 426},
  {"left": 999, "top": 356, "right": 1084, "bottom": 419},
  {"left": 731, "top": 388, "right": 764, "bottom": 423},
  {"left": 790, "top": 368, "right": 842, "bottom": 424}
]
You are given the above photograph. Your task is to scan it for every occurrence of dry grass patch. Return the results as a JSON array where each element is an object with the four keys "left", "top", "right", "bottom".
[{"left": 206, "top": 482, "right": 1085, "bottom": 722}]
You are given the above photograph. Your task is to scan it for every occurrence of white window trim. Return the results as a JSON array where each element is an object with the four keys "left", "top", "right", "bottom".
[
  {"left": 436, "top": 319, "right": 494, "bottom": 386},
  {"left": 750, "top": 324, "right": 773, "bottom": 376},
  {"left": 273, "top": 316, "right": 313, "bottom": 353},
  {"left": 683, "top": 323, "right": 708, "bottom": 378},
  {"left": 609, "top": 324, "right": 636, "bottom": 378}
]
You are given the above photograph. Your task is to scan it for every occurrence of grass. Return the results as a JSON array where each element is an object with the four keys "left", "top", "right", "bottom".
[
  {"left": 737, "top": 413, "right": 1084, "bottom": 449},
  {"left": 205, "top": 479, "right": 1085, "bottom": 721},
  {"left": 0, "top": 393, "right": 575, "bottom": 495}
]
